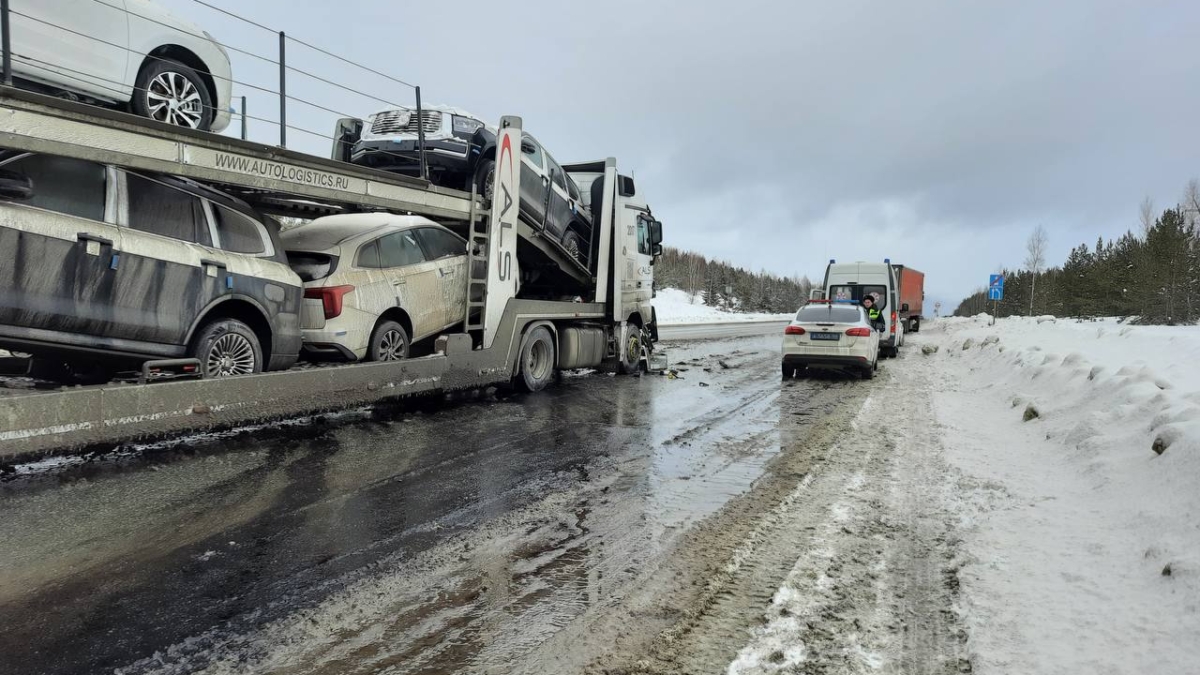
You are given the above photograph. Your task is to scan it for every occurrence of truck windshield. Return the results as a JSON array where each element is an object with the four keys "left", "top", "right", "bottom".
[{"left": 829, "top": 285, "right": 887, "bottom": 309}]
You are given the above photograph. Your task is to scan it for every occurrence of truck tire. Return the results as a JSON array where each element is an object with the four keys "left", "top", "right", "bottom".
[
  {"left": 191, "top": 318, "right": 263, "bottom": 378},
  {"left": 911, "top": 318, "right": 920, "bottom": 333},
  {"left": 368, "top": 320, "right": 410, "bottom": 362},
  {"left": 131, "top": 58, "right": 215, "bottom": 131},
  {"left": 516, "top": 326, "right": 556, "bottom": 392},
  {"left": 617, "top": 325, "right": 643, "bottom": 375}
]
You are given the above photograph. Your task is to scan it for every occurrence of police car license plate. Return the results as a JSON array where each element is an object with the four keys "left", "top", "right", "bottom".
[{"left": 810, "top": 332, "right": 840, "bottom": 341}]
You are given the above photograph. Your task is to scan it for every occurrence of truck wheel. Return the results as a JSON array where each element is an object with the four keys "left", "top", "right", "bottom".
[
  {"left": 368, "top": 320, "right": 410, "bottom": 362},
  {"left": 474, "top": 158, "right": 496, "bottom": 203},
  {"left": 617, "top": 325, "right": 643, "bottom": 375},
  {"left": 911, "top": 319, "right": 920, "bottom": 333},
  {"left": 131, "top": 58, "right": 215, "bottom": 131},
  {"left": 191, "top": 319, "right": 263, "bottom": 378},
  {"left": 516, "top": 326, "right": 556, "bottom": 392}
]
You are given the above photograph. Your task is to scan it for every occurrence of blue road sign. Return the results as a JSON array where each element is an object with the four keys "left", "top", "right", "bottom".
[
  {"left": 988, "top": 286, "right": 1004, "bottom": 301},
  {"left": 989, "top": 274, "right": 1005, "bottom": 289}
]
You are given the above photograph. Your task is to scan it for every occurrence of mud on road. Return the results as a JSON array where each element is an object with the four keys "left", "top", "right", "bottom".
[{"left": 0, "top": 335, "right": 968, "bottom": 675}]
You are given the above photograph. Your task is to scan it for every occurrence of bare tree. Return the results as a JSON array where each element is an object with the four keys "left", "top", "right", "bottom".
[
  {"left": 1139, "top": 196, "right": 1156, "bottom": 236},
  {"left": 1182, "top": 179, "right": 1200, "bottom": 229},
  {"left": 686, "top": 255, "right": 703, "bottom": 304},
  {"left": 1024, "top": 225, "right": 1048, "bottom": 316}
]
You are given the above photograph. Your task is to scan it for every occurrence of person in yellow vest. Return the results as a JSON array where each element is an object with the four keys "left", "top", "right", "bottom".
[{"left": 862, "top": 295, "right": 885, "bottom": 332}]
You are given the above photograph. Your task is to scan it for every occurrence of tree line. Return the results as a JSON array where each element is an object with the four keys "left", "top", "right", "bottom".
[
  {"left": 955, "top": 181, "right": 1200, "bottom": 324},
  {"left": 654, "top": 247, "right": 814, "bottom": 313}
]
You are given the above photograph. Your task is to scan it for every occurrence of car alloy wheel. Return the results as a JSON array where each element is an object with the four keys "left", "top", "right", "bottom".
[
  {"left": 147, "top": 71, "right": 205, "bottom": 129},
  {"left": 206, "top": 333, "right": 257, "bottom": 377},
  {"left": 378, "top": 328, "right": 409, "bottom": 361}
]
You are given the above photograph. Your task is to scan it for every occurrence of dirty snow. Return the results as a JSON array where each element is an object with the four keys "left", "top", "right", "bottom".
[
  {"left": 652, "top": 288, "right": 795, "bottom": 325},
  {"left": 925, "top": 317, "right": 1199, "bottom": 673},
  {"left": 726, "top": 315, "right": 1200, "bottom": 674}
]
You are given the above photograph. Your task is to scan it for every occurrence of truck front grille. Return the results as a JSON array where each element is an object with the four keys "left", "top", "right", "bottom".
[{"left": 370, "top": 109, "right": 442, "bottom": 136}]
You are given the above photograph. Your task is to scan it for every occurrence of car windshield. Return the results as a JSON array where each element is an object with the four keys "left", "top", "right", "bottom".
[
  {"left": 796, "top": 305, "right": 863, "bottom": 323},
  {"left": 829, "top": 285, "right": 887, "bottom": 309}
]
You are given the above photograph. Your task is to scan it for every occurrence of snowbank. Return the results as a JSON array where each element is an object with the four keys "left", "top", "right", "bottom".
[
  {"left": 652, "top": 288, "right": 795, "bottom": 325},
  {"left": 924, "top": 317, "right": 1200, "bottom": 673}
]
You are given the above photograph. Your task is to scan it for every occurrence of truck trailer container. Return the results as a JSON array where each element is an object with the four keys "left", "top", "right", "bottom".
[{"left": 892, "top": 265, "right": 925, "bottom": 332}]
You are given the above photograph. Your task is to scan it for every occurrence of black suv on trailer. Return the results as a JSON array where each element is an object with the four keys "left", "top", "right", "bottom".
[{"left": 0, "top": 151, "right": 302, "bottom": 378}]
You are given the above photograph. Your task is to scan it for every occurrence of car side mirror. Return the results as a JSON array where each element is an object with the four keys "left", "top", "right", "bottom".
[
  {"left": 649, "top": 219, "right": 663, "bottom": 245},
  {"left": 0, "top": 170, "right": 33, "bottom": 201},
  {"left": 901, "top": 303, "right": 910, "bottom": 312}
]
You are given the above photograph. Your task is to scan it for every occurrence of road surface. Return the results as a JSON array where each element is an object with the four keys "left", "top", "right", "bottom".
[
  {"left": 658, "top": 320, "right": 789, "bottom": 341},
  {"left": 0, "top": 332, "right": 966, "bottom": 675}
]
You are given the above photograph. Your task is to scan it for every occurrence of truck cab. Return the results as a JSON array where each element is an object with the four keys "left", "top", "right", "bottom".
[
  {"left": 819, "top": 260, "right": 904, "bottom": 357},
  {"left": 566, "top": 162, "right": 662, "bottom": 343}
]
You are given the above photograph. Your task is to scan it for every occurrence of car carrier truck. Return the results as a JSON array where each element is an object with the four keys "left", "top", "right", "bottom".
[{"left": 0, "top": 87, "right": 664, "bottom": 460}]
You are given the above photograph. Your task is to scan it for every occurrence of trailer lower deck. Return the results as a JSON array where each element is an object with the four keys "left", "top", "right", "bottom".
[{"left": 0, "top": 300, "right": 607, "bottom": 461}]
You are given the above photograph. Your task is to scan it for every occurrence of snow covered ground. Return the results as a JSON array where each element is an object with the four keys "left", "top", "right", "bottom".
[
  {"left": 924, "top": 316, "right": 1200, "bottom": 673},
  {"left": 723, "top": 315, "right": 1199, "bottom": 674},
  {"left": 652, "top": 288, "right": 795, "bottom": 325}
]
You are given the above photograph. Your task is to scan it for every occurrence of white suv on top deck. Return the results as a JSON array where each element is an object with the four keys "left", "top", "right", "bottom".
[
  {"left": 10, "top": 0, "right": 232, "bottom": 132},
  {"left": 781, "top": 301, "right": 880, "bottom": 380}
]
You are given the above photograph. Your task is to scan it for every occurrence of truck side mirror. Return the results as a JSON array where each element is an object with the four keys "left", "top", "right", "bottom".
[
  {"left": 901, "top": 303, "right": 910, "bottom": 312},
  {"left": 649, "top": 219, "right": 663, "bottom": 245},
  {"left": 809, "top": 289, "right": 825, "bottom": 300},
  {"left": 652, "top": 243, "right": 663, "bottom": 257},
  {"left": 330, "top": 117, "right": 363, "bottom": 162},
  {"left": 0, "top": 169, "right": 33, "bottom": 201},
  {"left": 618, "top": 175, "right": 636, "bottom": 197},
  {"left": 521, "top": 140, "right": 537, "bottom": 155}
]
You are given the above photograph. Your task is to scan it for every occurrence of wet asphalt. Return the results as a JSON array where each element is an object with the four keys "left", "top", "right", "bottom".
[{"left": 0, "top": 331, "right": 845, "bottom": 675}]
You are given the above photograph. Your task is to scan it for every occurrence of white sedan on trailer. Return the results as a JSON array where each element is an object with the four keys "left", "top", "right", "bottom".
[
  {"left": 281, "top": 214, "right": 468, "bottom": 362},
  {"left": 781, "top": 301, "right": 880, "bottom": 379}
]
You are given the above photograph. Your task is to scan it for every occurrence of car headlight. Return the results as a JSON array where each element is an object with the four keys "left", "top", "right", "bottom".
[{"left": 452, "top": 115, "right": 484, "bottom": 134}]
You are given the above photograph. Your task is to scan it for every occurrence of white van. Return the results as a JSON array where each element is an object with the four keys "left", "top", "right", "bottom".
[{"left": 817, "top": 260, "right": 905, "bottom": 357}]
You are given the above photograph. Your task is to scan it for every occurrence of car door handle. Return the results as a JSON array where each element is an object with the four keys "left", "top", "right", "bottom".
[
  {"left": 392, "top": 278, "right": 406, "bottom": 285},
  {"left": 200, "top": 258, "right": 227, "bottom": 270},
  {"left": 76, "top": 232, "right": 113, "bottom": 247}
]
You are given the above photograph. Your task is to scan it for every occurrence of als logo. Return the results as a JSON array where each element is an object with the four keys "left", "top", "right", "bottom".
[{"left": 494, "top": 132, "right": 517, "bottom": 283}]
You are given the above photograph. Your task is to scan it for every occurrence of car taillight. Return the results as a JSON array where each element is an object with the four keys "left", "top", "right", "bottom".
[
  {"left": 890, "top": 311, "right": 897, "bottom": 333},
  {"left": 304, "top": 285, "right": 355, "bottom": 320},
  {"left": 845, "top": 327, "right": 872, "bottom": 337},
  {"left": 785, "top": 325, "right": 805, "bottom": 335}
]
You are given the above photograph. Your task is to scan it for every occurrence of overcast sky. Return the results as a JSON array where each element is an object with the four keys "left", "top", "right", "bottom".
[{"left": 160, "top": 0, "right": 1200, "bottom": 311}]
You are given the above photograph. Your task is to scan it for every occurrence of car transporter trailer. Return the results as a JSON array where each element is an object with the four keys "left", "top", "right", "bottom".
[{"left": 0, "top": 88, "right": 663, "bottom": 462}]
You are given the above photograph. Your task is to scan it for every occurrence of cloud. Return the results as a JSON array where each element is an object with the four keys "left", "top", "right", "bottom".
[{"left": 159, "top": 0, "right": 1200, "bottom": 309}]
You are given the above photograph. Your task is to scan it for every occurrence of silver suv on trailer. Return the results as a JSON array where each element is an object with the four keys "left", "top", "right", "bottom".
[{"left": 0, "top": 151, "right": 302, "bottom": 378}]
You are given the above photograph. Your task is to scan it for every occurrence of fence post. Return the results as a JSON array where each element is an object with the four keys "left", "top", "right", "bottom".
[
  {"left": 278, "top": 31, "right": 286, "bottom": 147},
  {"left": 1, "top": 0, "right": 12, "bottom": 86},
  {"left": 239, "top": 96, "right": 247, "bottom": 140},
  {"left": 415, "top": 85, "right": 427, "bottom": 181}
]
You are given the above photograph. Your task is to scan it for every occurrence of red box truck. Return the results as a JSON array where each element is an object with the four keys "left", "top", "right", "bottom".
[{"left": 892, "top": 265, "right": 925, "bottom": 332}]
